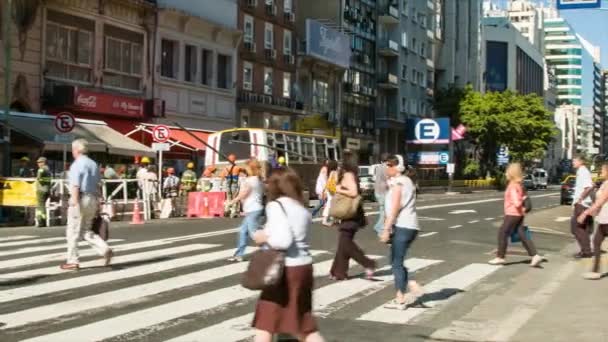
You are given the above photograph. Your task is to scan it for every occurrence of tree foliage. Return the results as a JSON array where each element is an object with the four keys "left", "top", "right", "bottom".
[{"left": 460, "top": 90, "right": 556, "bottom": 175}]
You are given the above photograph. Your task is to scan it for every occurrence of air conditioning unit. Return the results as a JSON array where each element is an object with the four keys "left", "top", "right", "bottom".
[
  {"left": 265, "top": 48, "right": 276, "bottom": 60},
  {"left": 244, "top": 41, "right": 256, "bottom": 52},
  {"left": 288, "top": 12, "right": 295, "bottom": 22},
  {"left": 284, "top": 54, "right": 294, "bottom": 64},
  {"left": 363, "top": 55, "right": 370, "bottom": 64},
  {"left": 353, "top": 84, "right": 361, "bottom": 92},
  {"left": 247, "top": 0, "right": 257, "bottom": 8}
]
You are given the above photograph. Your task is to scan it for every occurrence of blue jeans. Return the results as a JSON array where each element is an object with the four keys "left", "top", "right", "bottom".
[
  {"left": 374, "top": 193, "right": 386, "bottom": 236},
  {"left": 390, "top": 226, "right": 418, "bottom": 293},
  {"left": 233, "top": 210, "right": 264, "bottom": 257},
  {"left": 311, "top": 198, "right": 325, "bottom": 217}
]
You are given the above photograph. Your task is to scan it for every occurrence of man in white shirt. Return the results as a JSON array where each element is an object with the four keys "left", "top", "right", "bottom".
[{"left": 571, "top": 155, "right": 594, "bottom": 258}]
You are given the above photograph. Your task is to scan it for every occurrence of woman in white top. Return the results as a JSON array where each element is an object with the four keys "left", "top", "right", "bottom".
[
  {"left": 578, "top": 162, "right": 608, "bottom": 280},
  {"left": 227, "top": 160, "right": 265, "bottom": 262},
  {"left": 252, "top": 168, "right": 325, "bottom": 342},
  {"left": 380, "top": 155, "right": 424, "bottom": 309},
  {"left": 311, "top": 160, "right": 328, "bottom": 217}
]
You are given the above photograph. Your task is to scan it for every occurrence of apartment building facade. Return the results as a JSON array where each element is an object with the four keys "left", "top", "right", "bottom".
[
  {"left": 154, "top": 0, "right": 241, "bottom": 131},
  {"left": 236, "top": 0, "right": 301, "bottom": 131},
  {"left": 435, "top": 0, "right": 482, "bottom": 91}
]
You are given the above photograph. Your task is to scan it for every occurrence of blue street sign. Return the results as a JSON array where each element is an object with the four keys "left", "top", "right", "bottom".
[
  {"left": 557, "top": 0, "right": 601, "bottom": 9},
  {"left": 406, "top": 118, "right": 450, "bottom": 144},
  {"left": 408, "top": 151, "right": 450, "bottom": 165}
]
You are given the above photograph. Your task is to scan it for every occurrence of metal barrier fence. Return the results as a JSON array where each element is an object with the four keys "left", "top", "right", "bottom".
[{"left": 417, "top": 179, "right": 496, "bottom": 189}]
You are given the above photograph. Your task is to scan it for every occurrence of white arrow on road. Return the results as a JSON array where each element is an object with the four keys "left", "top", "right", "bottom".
[{"left": 449, "top": 209, "right": 477, "bottom": 214}]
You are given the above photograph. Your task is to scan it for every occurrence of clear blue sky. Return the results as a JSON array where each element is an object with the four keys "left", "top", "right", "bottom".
[{"left": 493, "top": 0, "right": 608, "bottom": 67}]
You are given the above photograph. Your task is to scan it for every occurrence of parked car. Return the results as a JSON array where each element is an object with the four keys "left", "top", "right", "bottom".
[
  {"left": 560, "top": 176, "right": 576, "bottom": 205},
  {"left": 523, "top": 174, "right": 536, "bottom": 190},
  {"left": 532, "top": 168, "right": 548, "bottom": 189},
  {"left": 359, "top": 175, "right": 375, "bottom": 201}
]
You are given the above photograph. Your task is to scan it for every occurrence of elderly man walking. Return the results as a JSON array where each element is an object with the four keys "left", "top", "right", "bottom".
[{"left": 61, "top": 139, "right": 113, "bottom": 270}]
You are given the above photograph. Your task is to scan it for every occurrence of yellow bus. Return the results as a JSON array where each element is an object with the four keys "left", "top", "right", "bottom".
[{"left": 205, "top": 128, "right": 341, "bottom": 198}]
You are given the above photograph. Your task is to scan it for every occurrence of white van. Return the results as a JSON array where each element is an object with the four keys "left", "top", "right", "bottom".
[{"left": 532, "top": 168, "right": 548, "bottom": 189}]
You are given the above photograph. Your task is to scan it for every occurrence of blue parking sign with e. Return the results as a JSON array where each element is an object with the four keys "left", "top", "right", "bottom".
[{"left": 406, "top": 118, "right": 450, "bottom": 144}]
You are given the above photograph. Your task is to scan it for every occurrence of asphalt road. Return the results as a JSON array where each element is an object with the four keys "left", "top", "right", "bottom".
[{"left": 0, "top": 189, "right": 573, "bottom": 342}]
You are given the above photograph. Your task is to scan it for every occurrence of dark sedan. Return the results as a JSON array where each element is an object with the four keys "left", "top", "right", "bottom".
[{"left": 561, "top": 177, "right": 576, "bottom": 205}]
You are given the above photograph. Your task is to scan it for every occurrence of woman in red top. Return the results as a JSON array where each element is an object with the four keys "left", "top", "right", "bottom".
[{"left": 488, "top": 163, "right": 543, "bottom": 266}]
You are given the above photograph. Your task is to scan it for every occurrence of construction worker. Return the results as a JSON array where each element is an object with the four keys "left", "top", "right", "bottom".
[
  {"left": 162, "top": 167, "right": 180, "bottom": 218},
  {"left": 18, "top": 156, "right": 34, "bottom": 177},
  {"left": 220, "top": 154, "right": 242, "bottom": 218},
  {"left": 197, "top": 165, "right": 216, "bottom": 192},
  {"left": 179, "top": 162, "right": 197, "bottom": 216},
  {"left": 35, "top": 157, "right": 52, "bottom": 227},
  {"left": 136, "top": 156, "right": 151, "bottom": 195}
]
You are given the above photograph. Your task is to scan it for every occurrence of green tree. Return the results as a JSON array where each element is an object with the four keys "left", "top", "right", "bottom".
[
  {"left": 460, "top": 90, "right": 556, "bottom": 176},
  {"left": 432, "top": 85, "right": 473, "bottom": 177}
]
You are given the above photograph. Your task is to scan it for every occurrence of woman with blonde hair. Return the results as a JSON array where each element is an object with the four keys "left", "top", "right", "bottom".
[
  {"left": 488, "top": 163, "right": 543, "bottom": 266},
  {"left": 227, "top": 160, "right": 265, "bottom": 262}
]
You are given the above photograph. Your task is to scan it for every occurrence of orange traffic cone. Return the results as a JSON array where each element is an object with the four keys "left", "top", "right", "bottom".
[{"left": 130, "top": 199, "right": 144, "bottom": 225}]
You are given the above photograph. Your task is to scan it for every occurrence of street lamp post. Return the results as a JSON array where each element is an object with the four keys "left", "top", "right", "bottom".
[{"left": 2, "top": 0, "right": 12, "bottom": 177}]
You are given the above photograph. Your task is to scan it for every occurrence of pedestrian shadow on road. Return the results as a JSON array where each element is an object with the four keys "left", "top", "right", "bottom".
[
  {"left": 0, "top": 275, "right": 47, "bottom": 287},
  {"left": 408, "top": 288, "right": 465, "bottom": 309}
]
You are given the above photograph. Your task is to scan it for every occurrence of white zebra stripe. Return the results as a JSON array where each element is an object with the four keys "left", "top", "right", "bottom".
[
  {"left": 20, "top": 255, "right": 385, "bottom": 342},
  {"left": 167, "top": 258, "right": 442, "bottom": 342},
  {"left": 0, "top": 244, "right": 218, "bottom": 303},
  {"left": 0, "top": 250, "right": 327, "bottom": 329},
  {"left": 0, "top": 235, "right": 38, "bottom": 243},
  {"left": 0, "top": 239, "right": 127, "bottom": 268},
  {"left": 357, "top": 263, "right": 501, "bottom": 324}
]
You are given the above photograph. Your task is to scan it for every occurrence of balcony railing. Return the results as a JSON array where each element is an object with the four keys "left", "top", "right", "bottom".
[
  {"left": 378, "top": 73, "right": 399, "bottom": 89},
  {"left": 238, "top": 90, "right": 303, "bottom": 111},
  {"left": 379, "top": 5, "right": 399, "bottom": 24},
  {"left": 378, "top": 39, "right": 400, "bottom": 57}
]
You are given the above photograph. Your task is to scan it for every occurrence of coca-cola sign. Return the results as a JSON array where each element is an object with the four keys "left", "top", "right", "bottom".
[{"left": 73, "top": 88, "right": 145, "bottom": 118}]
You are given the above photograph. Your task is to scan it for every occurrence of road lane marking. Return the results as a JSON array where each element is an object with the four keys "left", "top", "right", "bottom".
[
  {"left": 484, "top": 218, "right": 494, "bottom": 221},
  {"left": 165, "top": 258, "right": 442, "bottom": 342},
  {"left": 0, "top": 244, "right": 220, "bottom": 303},
  {"left": 419, "top": 217, "right": 445, "bottom": 221},
  {"left": 357, "top": 263, "right": 500, "bottom": 324},
  {"left": 420, "top": 232, "right": 438, "bottom": 238},
  {"left": 0, "top": 250, "right": 327, "bottom": 329},
  {"left": 555, "top": 217, "right": 570, "bottom": 222},
  {"left": 449, "top": 210, "right": 477, "bottom": 214},
  {"left": 448, "top": 225, "right": 463, "bottom": 229},
  {"left": 468, "top": 220, "right": 480, "bottom": 224},
  {"left": 21, "top": 255, "right": 392, "bottom": 342}
]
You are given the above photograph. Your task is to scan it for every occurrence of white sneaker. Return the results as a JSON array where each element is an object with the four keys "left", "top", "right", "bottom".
[
  {"left": 227, "top": 256, "right": 243, "bottom": 262},
  {"left": 488, "top": 257, "right": 506, "bottom": 265},
  {"left": 383, "top": 299, "right": 407, "bottom": 310},
  {"left": 583, "top": 272, "right": 602, "bottom": 280},
  {"left": 530, "top": 255, "right": 543, "bottom": 267}
]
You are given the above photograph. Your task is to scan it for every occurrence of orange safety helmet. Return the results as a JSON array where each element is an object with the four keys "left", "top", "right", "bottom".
[{"left": 202, "top": 165, "right": 217, "bottom": 177}]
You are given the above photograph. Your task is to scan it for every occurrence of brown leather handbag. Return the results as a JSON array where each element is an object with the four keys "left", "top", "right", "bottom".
[{"left": 241, "top": 200, "right": 290, "bottom": 290}]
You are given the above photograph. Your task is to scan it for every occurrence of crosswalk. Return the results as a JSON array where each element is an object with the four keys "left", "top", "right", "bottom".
[{"left": 0, "top": 231, "right": 504, "bottom": 342}]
